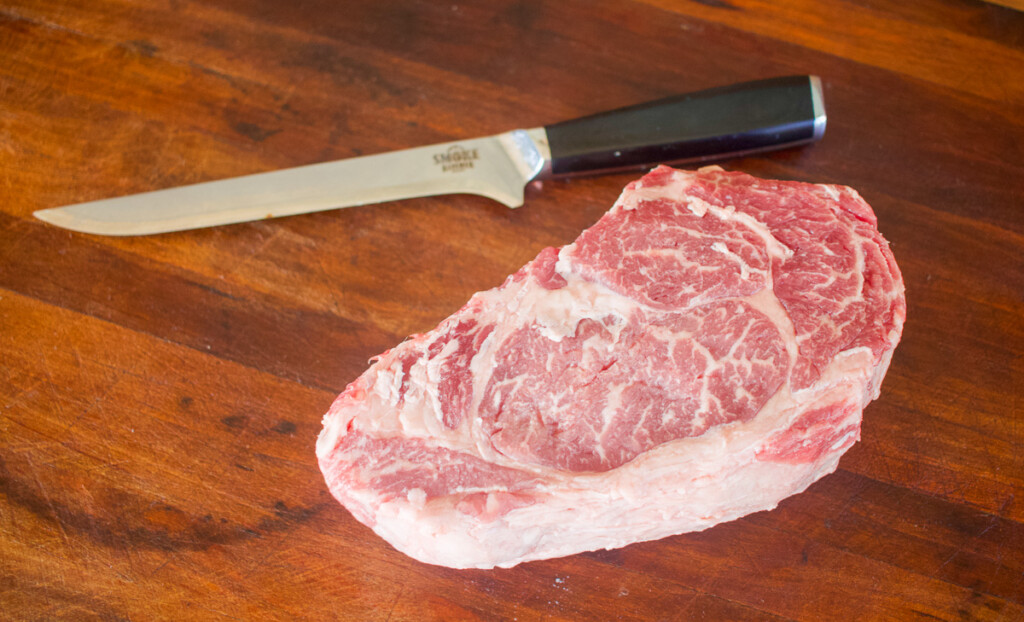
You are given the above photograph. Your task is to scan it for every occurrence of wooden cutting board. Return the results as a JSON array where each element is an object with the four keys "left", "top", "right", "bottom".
[{"left": 2, "top": 1, "right": 1022, "bottom": 619}]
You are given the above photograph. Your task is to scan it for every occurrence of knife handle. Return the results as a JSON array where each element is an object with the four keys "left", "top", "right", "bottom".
[{"left": 542, "top": 75, "right": 826, "bottom": 177}]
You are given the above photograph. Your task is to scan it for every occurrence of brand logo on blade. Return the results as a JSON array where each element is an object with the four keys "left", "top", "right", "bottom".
[{"left": 433, "top": 145, "right": 479, "bottom": 173}]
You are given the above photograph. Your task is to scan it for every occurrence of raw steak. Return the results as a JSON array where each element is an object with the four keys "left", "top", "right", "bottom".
[{"left": 316, "top": 165, "right": 906, "bottom": 569}]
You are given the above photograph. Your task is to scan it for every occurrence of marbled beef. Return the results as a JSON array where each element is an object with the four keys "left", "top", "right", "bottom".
[{"left": 316, "top": 165, "right": 906, "bottom": 569}]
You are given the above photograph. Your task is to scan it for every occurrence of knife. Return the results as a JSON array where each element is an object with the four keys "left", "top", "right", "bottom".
[{"left": 34, "top": 75, "right": 825, "bottom": 236}]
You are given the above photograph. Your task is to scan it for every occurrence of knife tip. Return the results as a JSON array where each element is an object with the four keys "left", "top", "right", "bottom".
[
  {"left": 33, "top": 206, "right": 136, "bottom": 236},
  {"left": 32, "top": 207, "right": 64, "bottom": 227}
]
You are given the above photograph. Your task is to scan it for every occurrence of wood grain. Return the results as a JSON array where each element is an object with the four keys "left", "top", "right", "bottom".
[{"left": 2, "top": 0, "right": 1022, "bottom": 620}]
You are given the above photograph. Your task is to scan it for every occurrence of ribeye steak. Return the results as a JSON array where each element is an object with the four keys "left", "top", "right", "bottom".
[{"left": 316, "top": 165, "right": 906, "bottom": 569}]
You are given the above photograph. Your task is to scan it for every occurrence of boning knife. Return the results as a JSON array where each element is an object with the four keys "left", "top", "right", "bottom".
[{"left": 34, "top": 75, "right": 826, "bottom": 236}]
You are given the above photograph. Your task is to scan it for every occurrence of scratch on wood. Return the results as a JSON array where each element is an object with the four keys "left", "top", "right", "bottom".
[
  {"left": 24, "top": 451, "right": 71, "bottom": 549},
  {"left": 221, "top": 226, "right": 282, "bottom": 278},
  {"left": 60, "top": 377, "right": 119, "bottom": 437},
  {"left": 192, "top": 605, "right": 245, "bottom": 621},
  {"left": 0, "top": 576, "right": 132, "bottom": 622},
  {"left": 145, "top": 554, "right": 175, "bottom": 580},
  {"left": 39, "top": 353, "right": 65, "bottom": 421},
  {"left": 384, "top": 585, "right": 405, "bottom": 622}
]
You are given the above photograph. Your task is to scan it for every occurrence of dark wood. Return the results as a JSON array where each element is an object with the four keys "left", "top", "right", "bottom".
[{"left": 2, "top": 0, "right": 1022, "bottom": 619}]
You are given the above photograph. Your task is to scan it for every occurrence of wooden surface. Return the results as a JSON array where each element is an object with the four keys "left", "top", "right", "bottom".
[{"left": 2, "top": 0, "right": 1022, "bottom": 620}]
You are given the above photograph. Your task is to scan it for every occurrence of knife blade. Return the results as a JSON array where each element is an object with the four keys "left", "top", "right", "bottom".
[{"left": 34, "top": 75, "right": 826, "bottom": 236}]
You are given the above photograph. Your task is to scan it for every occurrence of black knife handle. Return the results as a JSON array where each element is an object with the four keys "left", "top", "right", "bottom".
[{"left": 543, "top": 75, "right": 825, "bottom": 177}]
